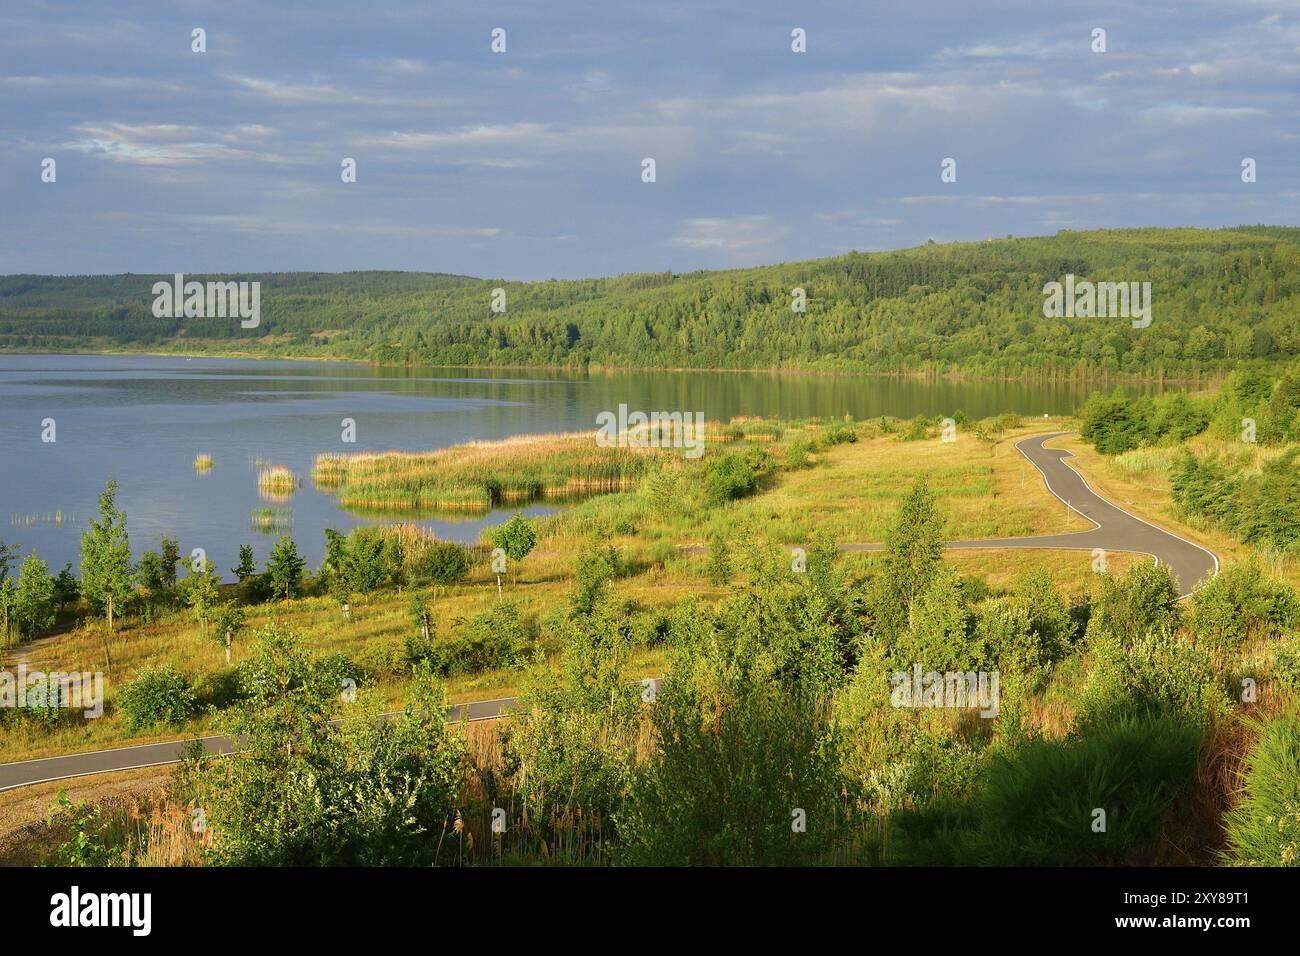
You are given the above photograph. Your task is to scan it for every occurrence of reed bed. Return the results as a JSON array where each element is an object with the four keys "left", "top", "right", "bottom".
[
  {"left": 313, "top": 432, "right": 685, "bottom": 514},
  {"left": 256, "top": 465, "right": 297, "bottom": 499},
  {"left": 249, "top": 507, "right": 292, "bottom": 532},
  {"left": 10, "top": 510, "right": 75, "bottom": 528}
]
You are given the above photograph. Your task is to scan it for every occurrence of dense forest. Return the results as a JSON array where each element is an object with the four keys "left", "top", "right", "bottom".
[{"left": 2, "top": 226, "right": 1300, "bottom": 378}]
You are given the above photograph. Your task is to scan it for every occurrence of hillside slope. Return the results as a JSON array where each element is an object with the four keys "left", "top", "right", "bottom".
[{"left": 2, "top": 227, "right": 1298, "bottom": 377}]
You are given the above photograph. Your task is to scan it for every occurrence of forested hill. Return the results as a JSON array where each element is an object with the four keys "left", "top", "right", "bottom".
[{"left": 2, "top": 226, "right": 1299, "bottom": 377}]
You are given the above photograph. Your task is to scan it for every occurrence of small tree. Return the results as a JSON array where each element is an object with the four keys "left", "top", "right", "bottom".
[
  {"left": 136, "top": 550, "right": 167, "bottom": 593},
  {"left": 52, "top": 561, "right": 79, "bottom": 615},
  {"left": 0, "top": 538, "right": 19, "bottom": 584},
  {"left": 409, "top": 594, "right": 434, "bottom": 641},
  {"left": 13, "top": 553, "right": 55, "bottom": 639},
  {"left": 180, "top": 558, "right": 221, "bottom": 639},
  {"left": 266, "top": 536, "right": 306, "bottom": 601},
  {"left": 160, "top": 536, "right": 181, "bottom": 589},
  {"left": 492, "top": 513, "right": 538, "bottom": 563},
  {"left": 79, "top": 480, "right": 134, "bottom": 632},
  {"left": 871, "top": 477, "right": 944, "bottom": 642},
  {"left": 231, "top": 544, "right": 257, "bottom": 582},
  {"left": 0, "top": 579, "right": 15, "bottom": 648},
  {"left": 213, "top": 603, "right": 246, "bottom": 665},
  {"left": 705, "top": 533, "right": 733, "bottom": 586},
  {"left": 572, "top": 545, "right": 621, "bottom": 615}
]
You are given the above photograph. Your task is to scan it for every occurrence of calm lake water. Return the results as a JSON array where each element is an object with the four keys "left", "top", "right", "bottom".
[{"left": 0, "top": 354, "right": 1149, "bottom": 580}]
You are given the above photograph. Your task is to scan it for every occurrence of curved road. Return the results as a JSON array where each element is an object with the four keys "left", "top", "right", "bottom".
[
  {"left": 840, "top": 432, "right": 1218, "bottom": 598},
  {"left": 0, "top": 433, "right": 1216, "bottom": 794},
  {"left": 958, "top": 432, "right": 1218, "bottom": 598}
]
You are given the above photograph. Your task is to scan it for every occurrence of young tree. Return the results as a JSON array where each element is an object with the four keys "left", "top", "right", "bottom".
[
  {"left": 79, "top": 480, "right": 134, "bottom": 632},
  {"left": 180, "top": 558, "right": 221, "bottom": 639},
  {"left": 409, "top": 594, "right": 433, "bottom": 641},
  {"left": 871, "top": 477, "right": 945, "bottom": 641},
  {"left": 231, "top": 544, "right": 257, "bottom": 582},
  {"left": 51, "top": 561, "right": 79, "bottom": 614},
  {"left": 0, "top": 538, "right": 19, "bottom": 584},
  {"left": 491, "top": 513, "right": 538, "bottom": 563},
  {"left": 0, "top": 538, "right": 19, "bottom": 647},
  {"left": 705, "top": 533, "right": 733, "bottom": 586},
  {"left": 160, "top": 536, "right": 181, "bottom": 589},
  {"left": 136, "top": 550, "right": 167, "bottom": 593},
  {"left": 13, "top": 553, "right": 56, "bottom": 639},
  {"left": 0, "top": 578, "right": 15, "bottom": 648},
  {"left": 213, "top": 603, "right": 246, "bottom": 665},
  {"left": 572, "top": 545, "right": 621, "bottom": 615},
  {"left": 266, "top": 535, "right": 306, "bottom": 601}
]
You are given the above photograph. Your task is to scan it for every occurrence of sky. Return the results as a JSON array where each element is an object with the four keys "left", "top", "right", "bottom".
[{"left": 2, "top": 0, "right": 1298, "bottom": 279}]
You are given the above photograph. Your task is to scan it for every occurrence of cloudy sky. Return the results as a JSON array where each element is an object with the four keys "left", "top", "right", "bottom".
[{"left": 2, "top": 1, "right": 1298, "bottom": 279}]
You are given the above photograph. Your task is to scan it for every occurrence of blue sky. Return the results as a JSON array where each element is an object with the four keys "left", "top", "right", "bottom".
[{"left": 2, "top": 1, "right": 1298, "bottom": 278}]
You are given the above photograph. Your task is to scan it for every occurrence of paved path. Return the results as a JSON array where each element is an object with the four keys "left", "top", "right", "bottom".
[
  {"left": 0, "top": 682, "right": 670, "bottom": 794},
  {"left": 0, "top": 695, "right": 525, "bottom": 793},
  {"left": 958, "top": 432, "right": 1217, "bottom": 598},
  {"left": 0, "top": 433, "right": 1216, "bottom": 793}
]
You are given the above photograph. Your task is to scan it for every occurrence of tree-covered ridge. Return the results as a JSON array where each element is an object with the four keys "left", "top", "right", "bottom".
[{"left": 3, "top": 226, "right": 1300, "bottom": 376}]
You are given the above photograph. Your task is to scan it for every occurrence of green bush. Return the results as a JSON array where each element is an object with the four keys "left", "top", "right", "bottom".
[
  {"left": 1080, "top": 629, "right": 1231, "bottom": 729},
  {"left": 409, "top": 540, "right": 472, "bottom": 585},
  {"left": 1189, "top": 562, "right": 1300, "bottom": 657},
  {"left": 703, "top": 451, "right": 759, "bottom": 505},
  {"left": 116, "top": 664, "right": 198, "bottom": 732},
  {"left": 1085, "top": 561, "right": 1179, "bottom": 645},
  {"left": 618, "top": 681, "right": 845, "bottom": 866},
  {"left": 1222, "top": 716, "right": 1300, "bottom": 866},
  {"left": 419, "top": 602, "right": 533, "bottom": 676},
  {"left": 888, "top": 715, "right": 1202, "bottom": 865}
]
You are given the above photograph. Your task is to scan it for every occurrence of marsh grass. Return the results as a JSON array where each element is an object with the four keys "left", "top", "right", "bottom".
[
  {"left": 315, "top": 432, "right": 679, "bottom": 513},
  {"left": 10, "top": 510, "right": 75, "bottom": 528},
  {"left": 249, "top": 507, "right": 292, "bottom": 532}
]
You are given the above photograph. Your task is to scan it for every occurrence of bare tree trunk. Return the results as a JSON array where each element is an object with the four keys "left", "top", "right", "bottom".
[
  {"left": 225, "top": 635, "right": 231, "bottom": 665},
  {"left": 107, "top": 594, "right": 114, "bottom": 633}
]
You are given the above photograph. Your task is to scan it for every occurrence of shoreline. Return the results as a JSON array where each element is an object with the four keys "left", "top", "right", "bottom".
[{"left": 0, "top": 346, "right": 1223, "bottom": 388}]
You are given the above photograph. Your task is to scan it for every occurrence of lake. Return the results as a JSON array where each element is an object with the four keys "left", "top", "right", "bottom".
[{"left": 0, "top": 354, "right": 1149, "bottom": 580}]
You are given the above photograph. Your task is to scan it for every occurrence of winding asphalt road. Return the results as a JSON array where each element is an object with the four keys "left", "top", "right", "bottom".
[
  {"left": 839, "top": 432, "right": 1218, "bottom": 598},
  {"left": 0, "top": 433, "right": 1217, "bottom": 794},
  {"left": 957, "top": 432, "right": 1217, "bottom": 598}
]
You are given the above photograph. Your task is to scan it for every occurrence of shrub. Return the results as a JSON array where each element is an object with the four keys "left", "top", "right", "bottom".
[
  {"left": 187, "top": 658, "right": 466, "bottom": 866},
  {"left": 422, "top": 602, "right": 533, "bottom": 676},
  {"left": 116, "top": 665, "right": 198, "bottom": 732},
  {"left": 572, "top": 544, "right": 622, "bottom": 614},
  {"left": 1085, "top": 561, "right": 1179, "bottom": 645},
  {"left": 1079, "top": 391, "right": 1150, "bottom": 454},
  {"left": 703, "top": 451, "right": 759, "bottom": 505},
  {"left": 704, "top": 533, "right": 733, "bottom": 585},
  {"left": 1189, "top": 562, "right": 1300, "bottom": 658},
  {"left": 888, "top": 715, "right": 1201, "bottom": 865},
  {"left": 1222, "top": 715, "right": 1300, "bottom": 866},
  {"left": 618, "top": 681, "right": 845, "bottom": 866},
  {"left": 322, "top": 526, "right": 404, "bottom": 594},
  {"left": 1080, "top": 629, "right": 1232, "bottom": 729},
  {"left": 901, "top": 416, "right": 928, "bottom": 441},
  {"left": 409, "top": 540, "right": 472, "bottom": 585}
]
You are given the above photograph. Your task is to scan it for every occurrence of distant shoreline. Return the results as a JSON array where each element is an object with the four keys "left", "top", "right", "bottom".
[{"left": 0, "top": 346, "right": 1217, "bottom": 388}]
